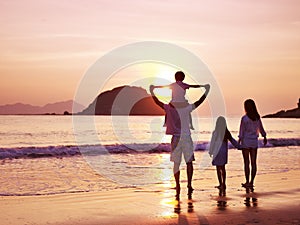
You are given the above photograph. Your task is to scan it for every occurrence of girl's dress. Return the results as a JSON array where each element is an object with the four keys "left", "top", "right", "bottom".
[{"left": 209, "top": 129, "right": 238, "bottom": 166}]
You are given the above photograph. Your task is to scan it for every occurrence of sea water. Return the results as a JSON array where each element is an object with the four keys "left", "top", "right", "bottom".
[
  {"left": 1, "top": 115, "right": 299, "bottom": 149},
  {"left": 0, "top": 115, "right": 299, "bottom": 196}
]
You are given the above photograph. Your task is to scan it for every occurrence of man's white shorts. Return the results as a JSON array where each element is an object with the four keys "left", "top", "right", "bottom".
[{"left": 171, "top": 135, "right": 195, "bottom": 163}]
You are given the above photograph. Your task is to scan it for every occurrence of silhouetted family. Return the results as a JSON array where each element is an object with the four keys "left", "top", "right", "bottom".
[{"left": 150, "top": 71, "right": 267, "bottom": 200}]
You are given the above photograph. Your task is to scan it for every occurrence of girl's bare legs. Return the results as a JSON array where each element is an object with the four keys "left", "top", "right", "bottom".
[
  {"left": 221, "top": 165, "right": 226, "bottom": 189},
  {"left": 242, "top": 149, "right": 250, "bottom": 185},
  {"left": 249, "top": 149, "right": 258, "bottom": 186},
  {"left": 216, "top": 165, "right": 226, "bottom": 189},
  {"left": 216, "top": 166, "right": 222, "bottom": 187}
]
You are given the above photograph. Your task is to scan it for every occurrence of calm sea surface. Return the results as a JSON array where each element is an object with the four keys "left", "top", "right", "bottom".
[{"left": 0, "top": 115, "right": 299, "bottom": 148}]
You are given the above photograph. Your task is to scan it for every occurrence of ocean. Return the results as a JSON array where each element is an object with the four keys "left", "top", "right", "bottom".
[{"left": 0, "top": 115, "right": 299, "bottom": 196}]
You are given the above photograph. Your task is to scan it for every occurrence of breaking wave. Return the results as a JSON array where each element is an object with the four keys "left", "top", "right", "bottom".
[{"left": 0, "top": 138, "right": 299, "bottom": 159}]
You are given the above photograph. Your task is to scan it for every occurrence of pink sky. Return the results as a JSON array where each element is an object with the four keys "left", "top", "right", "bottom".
[{"left": 0, "top": 0, "right": 299, "bottom": 115}]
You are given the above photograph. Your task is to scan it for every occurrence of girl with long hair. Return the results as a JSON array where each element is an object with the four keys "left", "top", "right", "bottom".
[
  {"left": 209, "top": 116, "right": 239, "bottom": 191},
  {"left": 239, "top": 99, "right": 267, "bottom": 188}
]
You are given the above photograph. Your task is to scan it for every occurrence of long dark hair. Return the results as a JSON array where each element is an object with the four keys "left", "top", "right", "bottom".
[
  {"left": 244, "top": 99, "right": 260, "bottom": 121},
  {"left": 214, "top": 116, "right": 229, "bottom": 141}
]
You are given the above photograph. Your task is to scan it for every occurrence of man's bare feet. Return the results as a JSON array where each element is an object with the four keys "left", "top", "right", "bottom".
[
  {"left": 242, "top": 182, "right": 253, "bottom": 188},
  {"left": 175, "top": 185, "right": 180, "bottom": 200},
  {"left": 187, "top": 186, "right": 194, "bottom": 200}
]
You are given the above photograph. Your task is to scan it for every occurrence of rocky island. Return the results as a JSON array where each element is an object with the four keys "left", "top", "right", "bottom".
[
  {"left": 263, "top": 99, "right": 300, "bottom": 118},
  {"left": 78, "top": 85, "right": 165, "bottom": 115}
]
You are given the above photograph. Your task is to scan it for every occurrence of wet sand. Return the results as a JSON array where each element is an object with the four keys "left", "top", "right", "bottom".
[{"left": 1, "top": 169, "right": 299, "bottom": 225}]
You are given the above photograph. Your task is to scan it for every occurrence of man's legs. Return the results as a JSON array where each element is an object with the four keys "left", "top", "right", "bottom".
[
  {"left": 172, "top": 135, "right": 195, "bottom": 199},
  {"left": 174, "top": 162, "right": 180, "bottom": 200},
  {"left": 187, "top": 162, "right": 194, "bottom": 199},
  {"left": 187, "top": 162, "right": 193, "bottom": 188}
]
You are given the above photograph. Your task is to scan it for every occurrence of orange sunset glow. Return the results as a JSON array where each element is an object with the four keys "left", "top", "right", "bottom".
[{"left": 0, "top": 0, "right": 299, "bottom": 116}]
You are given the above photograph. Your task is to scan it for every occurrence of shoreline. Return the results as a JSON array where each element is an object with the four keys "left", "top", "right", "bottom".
[{"left": 1, "top": 169, "right": 299, "bottom": 225}]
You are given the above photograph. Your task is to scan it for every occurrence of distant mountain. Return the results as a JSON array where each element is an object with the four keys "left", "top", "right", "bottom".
[
  {"left": 0, "top": 100, "right": 85, "bottom": 115},
  {"left": 263, "top": 99, "right": 300, "bottom": 118},
  {"left": 79, "top": 85, "right": 164, "bottom": 115}
]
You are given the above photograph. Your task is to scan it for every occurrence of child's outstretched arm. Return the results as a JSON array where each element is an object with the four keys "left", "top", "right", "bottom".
[
  {"left": 189, "top": 84, "right": 205, "bottom": 88},
  {"left": 152, "top": 85, "right": 170, "bottom": 89}
]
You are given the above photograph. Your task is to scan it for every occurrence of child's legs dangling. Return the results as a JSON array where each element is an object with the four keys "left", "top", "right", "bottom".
[
  {"left": 163, "top": 114, "right": 167, "bottom": 127},
  {"left": 189, "top": 113, "right": 194, "bottom": 130}
]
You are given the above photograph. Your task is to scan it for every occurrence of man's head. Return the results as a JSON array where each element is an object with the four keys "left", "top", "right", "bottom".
[{"left": 175, "top": 71, "right": 185, "bottom": 81}]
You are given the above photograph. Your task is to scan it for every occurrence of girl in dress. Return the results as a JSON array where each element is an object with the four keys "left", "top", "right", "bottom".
[
  {"left": 238, "top": 99, "right": 267, "bottom": 188},
  {"left": 209, "top": 116, "right": 239, "bottom": 190}
]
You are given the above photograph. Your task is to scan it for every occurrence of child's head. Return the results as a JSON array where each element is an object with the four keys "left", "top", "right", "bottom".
[
  {"left": 175, "top": 71, "right": 185, "bottom": 81},
  {"left": 244, "top": 99, "right": 260, "bottom": 121}
]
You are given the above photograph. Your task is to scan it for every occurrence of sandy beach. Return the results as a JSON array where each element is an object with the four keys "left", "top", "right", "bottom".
[{"left": 1, "top": 160, "right": 299, "bottom": 225}]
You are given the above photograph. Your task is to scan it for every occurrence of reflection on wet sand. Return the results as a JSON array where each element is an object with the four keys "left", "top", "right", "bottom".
[
  {"left": 187, "top": 201, "right": 194, "bottom": 213},
  {"left": 174, "top": 201, "right": 181, "bottom": 214},
  {"left": 244, "top": 187, "right": 258, "bottom": 207},
  {"left": 216, "top": 189, "right": 227, "bottom": 211},
  {"left": 173, "top": 200, "right": 194, "bottom": 214},
  {"left": 173, "top": 200, "right": 210, "bottom": 225}
]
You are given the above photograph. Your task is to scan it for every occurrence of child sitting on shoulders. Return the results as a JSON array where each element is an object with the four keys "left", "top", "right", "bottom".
[{"left": 153, "top": 71, "right": 203, "bottom": 130}]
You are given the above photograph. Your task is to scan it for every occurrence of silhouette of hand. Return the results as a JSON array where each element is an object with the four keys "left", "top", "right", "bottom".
[
  {"left": 263, "top": 137, "right": 267, "bottom": 146},
  {"left": 204, "top": 84, "right": 210, "bottom": 89},
  {"left": 149, "top": 85, "right": 155, "bottom": 93}
]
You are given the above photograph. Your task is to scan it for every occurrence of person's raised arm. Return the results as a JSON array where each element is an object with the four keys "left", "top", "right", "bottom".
[
  {"left": 149, "top": 85, "right": 164, "bottom": 109},
  {"left": 193, "top": 84, "right": 210, "bottom": 108}
]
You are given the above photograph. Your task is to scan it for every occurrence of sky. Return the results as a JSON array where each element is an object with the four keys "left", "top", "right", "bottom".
[{"left": 0, "top": 0, "right": 299, "bottom": 116}]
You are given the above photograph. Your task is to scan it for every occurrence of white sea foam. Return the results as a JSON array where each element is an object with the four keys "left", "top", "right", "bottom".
[{"left": 0, "top": 138, "right": 299, "bottom": 160}]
